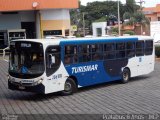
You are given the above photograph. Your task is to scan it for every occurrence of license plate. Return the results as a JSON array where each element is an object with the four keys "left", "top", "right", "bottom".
[{"left": 19, "top": 86, "right": 25, "bottom": 90}]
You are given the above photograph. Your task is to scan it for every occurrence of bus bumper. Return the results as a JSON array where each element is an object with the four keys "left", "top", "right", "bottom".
[{"left": 8, "top": 81, "right": 45, "bottom": 94}]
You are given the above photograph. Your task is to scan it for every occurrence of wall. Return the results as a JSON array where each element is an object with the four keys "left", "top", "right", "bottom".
[
  {"left": 0, "top": 11, "right": 35, "bottom": 30},
  {"left": 0, "top": 14, "right": 21, "bottom": 30},
  {"left": 145, "top": 14, "right": 158, "bottom": 21},
  {"left": 92, "top": 22, "right": 107, "bottom": 37},
  {"left": 40, "top": 9, "right": 71, "bottom": 37}
]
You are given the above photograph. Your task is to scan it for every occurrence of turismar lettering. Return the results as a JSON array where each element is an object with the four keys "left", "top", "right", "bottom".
[{"left": 72, "top": 64, "right": 98, "bottom": 74}]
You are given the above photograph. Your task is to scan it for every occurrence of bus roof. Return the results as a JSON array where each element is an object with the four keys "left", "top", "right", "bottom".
[{"left": 14, "top": 36, "right": 153, "bottom": 45}]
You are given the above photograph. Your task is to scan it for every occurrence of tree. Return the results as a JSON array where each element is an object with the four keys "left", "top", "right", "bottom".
[
  {"left": 123, "top": 0, "right": 149, "bottom": 35},
  {"left": 133, "top": 12, "right": 150, "bottom": 34},
  {"left": 70, "top": 1, "right": 125, "bottom": 35},
  {"left": 125, "top": 0, "right": 139, "bottom": 13}
]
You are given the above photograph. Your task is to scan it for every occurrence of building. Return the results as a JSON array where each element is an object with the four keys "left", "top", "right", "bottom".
[
  {"left": 143, "top": 4, "right": 160, "bottom": 40},
  {"left": 0, "top": 0, "right": 78, "bottom": 49},
  {"left": 143, "top": 4, "right": 160, "bottom": 21},
  {"left": 92, "top": 22, "right": 107, "bottom": 37}
]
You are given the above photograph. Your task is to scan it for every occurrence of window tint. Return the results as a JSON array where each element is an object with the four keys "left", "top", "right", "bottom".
[
  {"left": 104, "top": 51, "right": 115, "bottom": 60},
  {"left": 116, "top": 42, "right": 126, "bottom": 59},
  {"left": 78, "top": 45, "right": 91, "bottom": 62},
  {"left": 104, "top": 43, "right": 115, "bottom": 51},
  {"left": 145, "top": 40, "right": 153, "bottom": 55},
  {"left": 126, "top": 42, "right": 135, "bottom": 58},
  {"left": 64, "top": 45, "right": 78, "bottom": 65},
  {"left": 91, "top": 44, "right": 103, "bottom": 61},
  {"left": 104, "top": 43, "right": 115, "bottom": 60},
  {"left": 116, "top": 42, "right": 125, "bottom": 50},
  {"left": 136, "top": 41, "right": 144, "bottom": 56},
  {"left": 126, "top": 42, "right": 135, "bottom": 49}
]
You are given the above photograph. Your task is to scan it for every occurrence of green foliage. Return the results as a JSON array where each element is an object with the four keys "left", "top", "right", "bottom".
[
  {"left": 125, "top": 0, "right": 139, "bottom": 13},
  {"left": 109, "top": 27, "right": 118, "bottom": 35},
  {"left": 94, "top": 16, "right": 107, "bottom": 22},
  {"left": 123, "top": 12, "right": 131, "bottom": 20},
  {"left": 155, "top": 46, "right": 160, "bottom": 57},
  {"left": 70, "top": 1, "right": 125, "bottom": 31},
  {"left": 112, "top": 32, "right": 118, "bottom": 36},
  {"left": 133, "top": 12, "right": 150, "bottom": 25},
  {"left": 124, "top": 30, "right": 135, "bottom": 35}
]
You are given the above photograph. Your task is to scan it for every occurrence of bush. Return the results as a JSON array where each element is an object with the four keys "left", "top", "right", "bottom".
[
  {"left": 155, "top": 46, "right": 160, "bottom": 57},
  {"left": 123, "top": 30, "right": 135, "bottom": 35}
]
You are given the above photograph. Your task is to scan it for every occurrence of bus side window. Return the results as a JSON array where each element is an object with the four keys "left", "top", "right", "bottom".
[
  {"left": 78, "top": 45, "right": 91, "bottom": 62},
  {"left": 64, "top": 45, "right": 78, "bottom": 65},
  {"left": 104, "top": 43, "right": 115, "bottom": 60},
  {"left": 126, "top": 42, "right": 135, "bottom": 58},
  {"left": 136, "top": 41, "right": 144, "bottom": 56},
  {"left": 91, "top": 44, "right": 103, "bottom": 61},
  {"left": 116, "top": 42, "right": 125, "bottom": 59},
  {"left": 145, "top": 40, "right": 153, "bottom": 55}
]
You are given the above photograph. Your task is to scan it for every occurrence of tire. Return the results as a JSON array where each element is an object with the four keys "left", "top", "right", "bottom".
[
  {"left": 61, "top": 78, "right": 77, "bottom": 95},
  {"left": 121, "top": 68, "right": 130, "bottom": 83}
]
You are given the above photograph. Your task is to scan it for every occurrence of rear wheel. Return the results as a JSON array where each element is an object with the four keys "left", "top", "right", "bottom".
[
  {"left": 61, "top": 78, "right": 77, "bottom": 95},
  {"left": 121, "top": 68, "right": 130, "bottom": 83}
]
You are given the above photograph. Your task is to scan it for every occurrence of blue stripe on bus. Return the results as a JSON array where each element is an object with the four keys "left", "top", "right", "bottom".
[{"left": 60, "top": 37, "right": 138, "bottom": 45}]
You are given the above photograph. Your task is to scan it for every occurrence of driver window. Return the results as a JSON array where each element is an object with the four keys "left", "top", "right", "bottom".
[{"left": 46, "top": 46, "right": 61, "bottom": 76}]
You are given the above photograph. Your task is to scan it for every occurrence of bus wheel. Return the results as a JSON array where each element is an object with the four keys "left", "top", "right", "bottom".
[
  {"left": 121, "top": 68, "right": 130, "bottom": 83},
  {"left": 62, "top": 78, "right": 77, "bottom": 95}
]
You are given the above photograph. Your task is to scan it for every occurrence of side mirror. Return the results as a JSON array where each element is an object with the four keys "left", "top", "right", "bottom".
[{"left": 3, "top": 47, "right": 9, "bottom": 62}]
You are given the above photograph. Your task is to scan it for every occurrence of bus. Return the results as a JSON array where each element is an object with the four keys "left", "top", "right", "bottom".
[{"left": 4, "top": 36, "right": 154, "bottom": 95}]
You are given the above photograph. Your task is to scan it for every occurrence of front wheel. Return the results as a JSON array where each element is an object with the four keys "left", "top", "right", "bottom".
[
  {"left": 61, "top": 78, "right": 77, "bottom": 95},
  {"left": 121, "top": 68, "right": 130, "bottom": 83}
]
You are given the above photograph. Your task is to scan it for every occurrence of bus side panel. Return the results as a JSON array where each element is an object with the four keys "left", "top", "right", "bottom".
[{"left": 65, "top": 59, "right": 128, "bottom": 87}]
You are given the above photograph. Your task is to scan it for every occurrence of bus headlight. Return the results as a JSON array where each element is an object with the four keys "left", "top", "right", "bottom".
[
  {"left": 33, "top": 78, "right": 44, "bottom": 86},
  {"left": 37, "top": 78, "right": 43, "bottom": 84}
]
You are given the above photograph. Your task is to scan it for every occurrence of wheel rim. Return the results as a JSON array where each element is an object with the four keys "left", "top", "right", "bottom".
[
  {"left": 64, "top": 82, "right": 72, "bottom": 92},
  {"left": 123, "top": 72, "right": 129, "bottom": 81}
]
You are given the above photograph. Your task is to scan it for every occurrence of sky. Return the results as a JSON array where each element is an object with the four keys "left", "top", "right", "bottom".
[{"left": 80, "top": 0, "right": 160, "bottom": 7}]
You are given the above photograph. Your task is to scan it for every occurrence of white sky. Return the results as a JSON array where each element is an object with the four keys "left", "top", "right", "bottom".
[{"left": 80, "top": 0, "right": 160, "bottom": 7}]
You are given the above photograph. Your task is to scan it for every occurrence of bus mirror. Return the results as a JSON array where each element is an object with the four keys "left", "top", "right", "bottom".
[{"left": 3, "top": 47, "right": 9, "bottom": 62}]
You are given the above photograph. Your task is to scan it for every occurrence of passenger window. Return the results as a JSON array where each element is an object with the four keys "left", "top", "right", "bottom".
[
  {"left": 104, "top": 43, "right": 115, "bottom": 60},
  {"left": 104, "top": 43, "right": 115, "bottom": 51},
  {"left": 116, "top": 42, "right": 125, "bottom": 50},
  {"left": 127, "top": 42, "right": 135, "bottom": 49},
  {"left": 78, "top": 45, "right": 91, "bottom": 62},
  {"left": 116, "top": 42, "right": 126, "bottom": 59},
  {"left": 64, "top": 45, "right": 78, "bottom": 65},
  {"left": 145, "top": 40, "right": 153, "bottom": 55},
  {"left": 91, "top": 44, "right": 103, "bottom": 61},
  {"left": 136, "top": 41, "right": 144, "bottom": 56},
  {"left": 126, "top": 42, "right": 135, "bottom": 58}
]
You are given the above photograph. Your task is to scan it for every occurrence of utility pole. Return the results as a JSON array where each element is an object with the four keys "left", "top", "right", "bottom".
[
  {"left": 137, "top": 0, "right": 145, "bottom": 11},
  {"left": 137, "top": 0, "right": 145, "bottom": 35},
  {"left": 82, "top": 12, "right": 86, "bottom": 37},
  {"left": 117, "top": 0, "right": 121, "bottom": 36}
]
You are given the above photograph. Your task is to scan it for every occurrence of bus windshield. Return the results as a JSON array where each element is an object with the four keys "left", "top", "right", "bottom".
[{"left": 9, "top": 41, "right": 44, "bottom": 78}]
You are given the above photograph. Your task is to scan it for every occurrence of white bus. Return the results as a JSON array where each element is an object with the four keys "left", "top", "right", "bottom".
[{"left": 4, "top": 36, "right": 154, "bottom": 95}]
